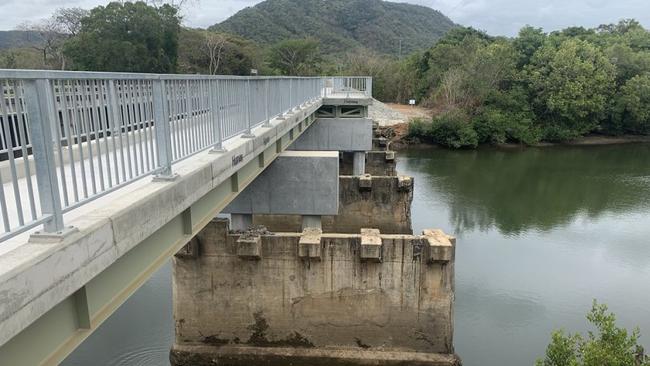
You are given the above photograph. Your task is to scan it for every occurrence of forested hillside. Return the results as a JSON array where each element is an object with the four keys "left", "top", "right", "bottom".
[{"left": 210, "top": 0, "right": 456, "bottom": 56}]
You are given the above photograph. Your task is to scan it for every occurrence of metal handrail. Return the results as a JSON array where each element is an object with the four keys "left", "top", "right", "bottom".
[{"left": 0, "top": 70, "right": 371, "bottom": 242}]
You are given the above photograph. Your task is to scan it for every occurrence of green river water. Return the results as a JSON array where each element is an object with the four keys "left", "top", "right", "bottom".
[{"left": 63, "top": 143, "right": 650, "bottom": 366}]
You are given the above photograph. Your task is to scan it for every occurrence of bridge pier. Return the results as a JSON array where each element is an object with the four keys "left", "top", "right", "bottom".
[
  {"left": 171, "top": 219, "right": 460, "bottom": 366},
  {"left": 171, "top": 99, "right": 459, "bottom": 365}
]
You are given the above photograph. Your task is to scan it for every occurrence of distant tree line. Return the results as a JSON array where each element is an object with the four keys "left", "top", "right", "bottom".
[{"left": 403, "top": 20, "right": 650, "bottom": 147}]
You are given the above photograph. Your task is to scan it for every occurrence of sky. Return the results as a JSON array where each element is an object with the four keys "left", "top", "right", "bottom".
[{"left": 1, "top": 0, "right": 650, "bottom": 36}]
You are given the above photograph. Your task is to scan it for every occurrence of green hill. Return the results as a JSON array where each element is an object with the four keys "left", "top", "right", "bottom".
[{"left": 209, "top": 0, "right": 456, "bottom": 56}]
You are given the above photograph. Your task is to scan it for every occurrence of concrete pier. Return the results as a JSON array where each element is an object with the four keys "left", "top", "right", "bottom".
[{"left": 170, "top": 219, "right": 460, "bottom": 366}]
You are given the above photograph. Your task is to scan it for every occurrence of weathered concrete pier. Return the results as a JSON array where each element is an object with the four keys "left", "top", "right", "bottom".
[{"left": 171, "top": 220, "right": 457, "bottom": 366}]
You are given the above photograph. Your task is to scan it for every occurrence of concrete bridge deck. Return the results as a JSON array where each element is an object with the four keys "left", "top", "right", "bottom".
[{"left": 0, "top": 71, "right": 372, "bottom": 365}]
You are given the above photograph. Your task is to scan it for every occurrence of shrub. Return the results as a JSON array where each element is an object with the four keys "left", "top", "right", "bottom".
[
  {"left": 429, "top": 110, "right": 478, "bottom": 148},
  {"left": 537, "top": 301, "right": 650, "bottom": 366},
  {"left": 407, "top": 117, "right": 429, "bottom": 138}
]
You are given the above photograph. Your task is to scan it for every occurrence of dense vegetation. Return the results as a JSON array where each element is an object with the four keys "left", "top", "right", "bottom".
[
  {"left": 537, "top": 301, "right": 649, "bottom": 366},
  {"left": 403, "top": 21, "right": 650, "bottom": 147},
  {"left": 209, "top": 0, "right": 456, "bottom": 57}
]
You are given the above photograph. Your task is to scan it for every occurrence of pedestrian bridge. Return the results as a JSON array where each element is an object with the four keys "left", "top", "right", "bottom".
[{"left": 0, "top": 70, "right": 372, "bottom": 365}]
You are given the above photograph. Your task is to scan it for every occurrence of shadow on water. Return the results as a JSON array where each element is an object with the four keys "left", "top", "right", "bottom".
[{"left": 402, "top": 144, "right": 650, "bottom": 236}]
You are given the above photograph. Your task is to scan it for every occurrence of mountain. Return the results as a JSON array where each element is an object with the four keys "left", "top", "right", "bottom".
[
  {"left": 209, "top": 0, "right": 456, "bottom": 56},
  {"left": 0, "top": 31, "right": 43, "bottom": 50}
]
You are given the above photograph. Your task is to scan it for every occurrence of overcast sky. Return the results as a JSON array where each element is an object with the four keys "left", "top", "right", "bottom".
[{"left": 1, "top": 0, "right": 649, "bottom": 36}]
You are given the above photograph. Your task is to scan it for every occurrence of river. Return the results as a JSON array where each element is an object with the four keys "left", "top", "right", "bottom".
[{"left": 62, "top": 143, "right": 650, "bottom": 366}]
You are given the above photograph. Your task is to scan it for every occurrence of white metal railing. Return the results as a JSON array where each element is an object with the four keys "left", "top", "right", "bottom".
[
  {"left": 323, "top": 76, "right": 372, "bottom": 98},
  {"left": 0, "top": 71, "right": 371, "bottom": 242}
]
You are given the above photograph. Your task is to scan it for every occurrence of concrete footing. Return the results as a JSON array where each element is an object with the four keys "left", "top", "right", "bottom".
[{"left": 170, "top": 344, "right": 461, "bottom": 366}]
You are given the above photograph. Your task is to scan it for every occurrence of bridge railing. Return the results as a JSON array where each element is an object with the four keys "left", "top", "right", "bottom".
[
  {"left": 0, "top": 70, "right": 337, "bottom": 242},
  {"left": 322, "top": 76, "right": 372, "bottom": 98}
]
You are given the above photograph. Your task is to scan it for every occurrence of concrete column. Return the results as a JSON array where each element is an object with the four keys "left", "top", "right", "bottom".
[
  {"left": 230, "top": 214, "right": 252, "bottom": 231},
  {"left": 353, "top": 151, "right": 366, "bottom": 176},
  {"left": 301, "top": 215, "right": 322, "bottom": 230}
]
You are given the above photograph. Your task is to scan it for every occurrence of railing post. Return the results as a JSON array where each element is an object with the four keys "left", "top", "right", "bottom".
[
  {"left": 346, "top": 77, "right": 351, "bottom": 98},
  {"left": 367, "top": 77, "right": 373, "bottom": 97},
  {"left": 209, "top": 79, "right": 226, "bottom": 152},
  {"left": 23, "top": 79, "right": 66, "bottom": 234},
  {"left": 263, "top": 78, "right": 271, "bottom": 127},
  {"left": 289, "top": 78, "right": 293, "bottom": 112},
  {"left": 152, "top": 78, "right": 177, "bottom": 181},
  {"left": 242, "top": 78, "right": 255, "bottom": 138}
]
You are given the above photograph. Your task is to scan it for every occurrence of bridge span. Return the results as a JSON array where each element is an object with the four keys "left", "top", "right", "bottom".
[{"left": 0, "top": 70, "right": 372, "bottom": 365}]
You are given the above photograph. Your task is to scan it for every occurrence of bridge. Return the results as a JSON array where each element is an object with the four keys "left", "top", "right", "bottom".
[{"left": 0, "top": 70, "right": 457, "bottom": 366}]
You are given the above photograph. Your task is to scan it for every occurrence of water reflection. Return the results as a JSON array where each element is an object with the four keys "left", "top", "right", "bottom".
[
  {"left": 399, "top": 144, "right": 650, "bottom": 366},
  {"left": 402, "top": 144, "right": 650, "bottom": 235}
]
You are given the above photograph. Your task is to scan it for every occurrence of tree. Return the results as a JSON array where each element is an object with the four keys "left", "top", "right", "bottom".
[
  {"left": 177, "top": 28, "right": 259, "bottom": 75},
  {"left": 17, "top": 19, "right": 64, "bottom": 68},
  {"left": 17, "top": 8, "right": 89, "bottom": 70},
  {"left": 610, "top": 73, "right": 650, "bottom": 134},
  {"left": 525, "top": 39, "right": 616, "bottom": 140},
  {"left": 537, "top": 301, "right": 649, "bottom": 366},
  {"left": 268, "top": 38, "right": 322, "bottom": 76},
  {"left": 202, "top": 31, "right": 227, "bottom": 75},
  {"left": 53, "top": 8, "right": 88, "bottom": 37},
  {"left": 513, "top": 26, "right": 546, "bottom": 67},
  {"left": 64, "top": 1, "right": 180, "bottom": 73}
]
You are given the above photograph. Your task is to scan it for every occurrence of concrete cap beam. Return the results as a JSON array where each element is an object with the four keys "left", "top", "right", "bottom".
[
  {"left": 223, "top": 151, "right": 339, "bottom": 216},
  {"left": 288, "top": 118, "right": 372, "bottom": 152}
]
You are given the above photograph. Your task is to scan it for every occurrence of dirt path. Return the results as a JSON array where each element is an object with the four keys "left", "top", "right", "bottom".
[
  {"left": 384, "top": 103, "right": 433, "bottom": 120},
  {"left": 368, "top": 100, "right": 433, "bottom": 126}
]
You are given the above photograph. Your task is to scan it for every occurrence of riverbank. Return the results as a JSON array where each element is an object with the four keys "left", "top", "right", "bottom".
[{"left": 378, "top": 122, "right": 650, "bottom": 150}]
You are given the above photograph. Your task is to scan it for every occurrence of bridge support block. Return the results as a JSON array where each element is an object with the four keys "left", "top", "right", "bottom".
[
  {"left": 423, "top": 229, "right": 455, "bottom": 264},
  {"left": 298, "top": 227, "right": 322, "bottom": 260},
  {"left": 237, "top": 234, "right": 262, "bottom": 259},
  {"left": 360, "top": 228, "right": 382, "bottom": 262}
]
